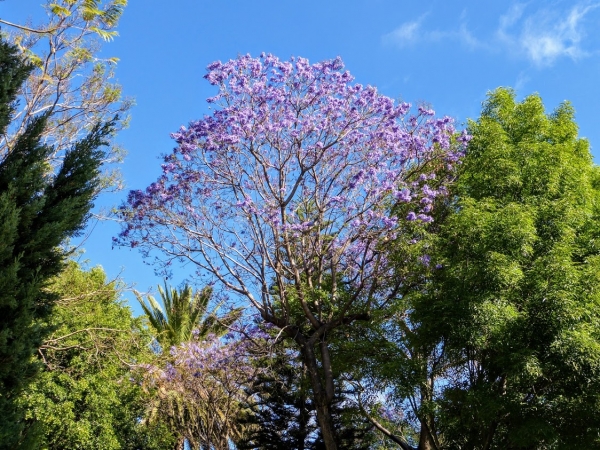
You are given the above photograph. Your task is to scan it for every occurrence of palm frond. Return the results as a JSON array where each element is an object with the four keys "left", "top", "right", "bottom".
[{"left": 139, "top": 282, "right": 242, "bottom": 348}]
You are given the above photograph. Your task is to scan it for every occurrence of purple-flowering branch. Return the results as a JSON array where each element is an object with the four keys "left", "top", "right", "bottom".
[{"left": 141, "top": 330, "right": 270, "bottom": 449}]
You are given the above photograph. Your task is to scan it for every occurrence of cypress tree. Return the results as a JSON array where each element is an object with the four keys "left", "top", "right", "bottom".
[{"left": 0, "top": 39, "right": 111, "bottom": 447}]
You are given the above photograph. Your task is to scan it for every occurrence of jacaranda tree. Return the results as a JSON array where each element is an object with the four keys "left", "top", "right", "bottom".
[{"left": 117, "top": 54, "right": 468, "bottom": 449}]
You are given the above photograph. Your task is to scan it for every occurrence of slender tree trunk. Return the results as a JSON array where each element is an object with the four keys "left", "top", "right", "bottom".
[
  {"left": 419, "top": 425, "right": 434, "bottom": 450},
  {"left": 298, "top": 361, "right": 309, "bottom": 450},
  {"left": 174, "top": 437, "right": 185, "bottom": 450},
  {"left": 315, "top": 402, "right": 338, "bottom": 450},
  {"left": 418, "top": 383, "right": 437, "bottom": 450},
  {"left": 299, "top": 340, "right": 338, "bottom": 450}
]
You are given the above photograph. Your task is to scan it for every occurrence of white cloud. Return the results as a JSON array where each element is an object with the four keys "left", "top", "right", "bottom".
[
  {"left": 382, "top": 18, "right": 424, "bottom": 47},
  {"left": 499, "top": 3, "right": 526, "bottom": 30},
  {"left": 457, "top": 24, "right": 487, "bottom": 50},
  {"left": 498, "top": 3, "right": 599, "bottom": 66},
  {"left": 382, "top": 15, "right": 486, "bottom": 50},
  {"left": 384, "top": 2, "right": 599, "bottom": 68}
]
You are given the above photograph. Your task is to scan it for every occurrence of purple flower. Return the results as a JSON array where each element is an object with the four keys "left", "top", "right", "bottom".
[{"left": 397, "top": 188, "right": 413, "bottom": 202}]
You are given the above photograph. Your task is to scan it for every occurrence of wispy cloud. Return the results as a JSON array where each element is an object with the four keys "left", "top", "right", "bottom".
[
  {"left": 382, "top": 16, "right": 487, "bottom": 50},
  {"left": 499, "top": 3, "right": 599, "bottom": 66},
  {"left": 382, "top": 16, "right": 426, "bottom": 48},
  {"left": 383, "top": 2, "right": 600, "bottom": 67},
  {"left": 514, "top": 71, "right": 531, "bottom": 92}
]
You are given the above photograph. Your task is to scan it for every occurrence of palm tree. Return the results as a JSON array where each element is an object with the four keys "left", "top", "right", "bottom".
[{"left": 135, "top": 282, "right": 242, "bottom": 349}]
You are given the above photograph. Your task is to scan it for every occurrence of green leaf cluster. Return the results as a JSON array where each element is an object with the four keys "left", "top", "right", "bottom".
[
  {"left": 18, "top": 262, "right": 175, "bottom": 449},
  {"left": 135, "top": 283, "right": 243, "bottom": 350}
]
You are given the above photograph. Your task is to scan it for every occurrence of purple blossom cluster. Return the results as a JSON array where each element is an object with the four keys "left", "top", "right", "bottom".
[
  {"left": 156, "top": 333, "right": 257, "bottom": 384},
  {"left": 141, "top": 330, "right": 266, "bottom": 447},
  {"left": 116, "top": 53, "right": 469, "bottom": 315}
]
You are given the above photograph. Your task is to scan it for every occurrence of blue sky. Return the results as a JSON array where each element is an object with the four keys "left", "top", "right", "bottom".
[{"left": 3, "top": 0, "right": 600, "bottom": 313}]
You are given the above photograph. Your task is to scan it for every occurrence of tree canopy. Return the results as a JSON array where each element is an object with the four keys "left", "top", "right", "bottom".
[
  {"left": 0, "top": 0, "right": 131, "bottom": 191},
  {"left": 18, "top": 262, "right": 175, "bottom": 449},
  {"left": 117, "top": 53, "right": 469, "bottom": 450}
]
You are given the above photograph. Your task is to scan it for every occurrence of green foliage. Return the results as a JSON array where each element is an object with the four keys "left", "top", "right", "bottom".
[
  {"left": 135, "top": 283, "right": 242, "bottom": 349},
  {"left": 0, "top": 38, "right": 108, "bottom": 447},
  {"left": 237, "top": 339, "right": 376, "bottom": 450},
  {"left": 400, "top": 88, "right": 600, "bottom": 449},
  {"left": 18, "top": 262, "right": 175, "bottom": 449}
]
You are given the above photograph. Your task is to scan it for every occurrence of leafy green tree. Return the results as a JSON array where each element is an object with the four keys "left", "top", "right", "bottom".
[
  {"left": 18, "top": 262, "right": 175, "bottom": 449},
  {"left": 0, "top": 39, "right": 109, "bottom": 447},
  {"left": 135, "top": 283, "right": 242, "bottom": 350},
  {"left": 386, "top": 88, "right": 600, "bottom": 449},
  {"left": 0, "top": 0, "right": 131, "bottom": 191}
]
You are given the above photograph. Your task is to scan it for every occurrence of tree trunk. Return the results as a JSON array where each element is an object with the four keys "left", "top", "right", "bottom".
[
  {"left": 418, "top": 382, "right": 437, "bottom": 450},
  {"left": 299, "top": 340, "right": 338, "bottom": 450},
  {"left": 174, "top": 437, "right": 185, "bottom": 450},
  {"left": 298, "top": 361, "right": 309, "bottom": 450},
  {"left": 315, "top": 402, "right": 339, "bottom": 450},
  {"left": 419, "top": 425, "right": 434, "bottom": 450}
]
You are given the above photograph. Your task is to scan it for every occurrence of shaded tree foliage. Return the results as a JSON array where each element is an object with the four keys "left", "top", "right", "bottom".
[
  {"left": 236, "top": 345, "right": 318, "bottom": 450},
  {"left": 236, "top": 320, "right": 380, "bottom": 449}
]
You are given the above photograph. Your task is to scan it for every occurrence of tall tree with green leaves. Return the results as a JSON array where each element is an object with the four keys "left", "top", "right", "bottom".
[
  {"left": 18, "top": 262, "right": 175, "bottom": 449},
  {"left": 0, "top": 38, "right": 109, "bottom": 447},
  {"left": 0, "top": 0, "right": 131, "bottom": 191},
  {"left": 383, "top": 88, "right": 600, "bottom": 449}
]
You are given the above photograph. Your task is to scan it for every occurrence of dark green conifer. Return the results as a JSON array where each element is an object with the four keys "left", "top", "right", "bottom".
[{"left": 0, "top": 39, "right": 110, "bottom": 447}]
